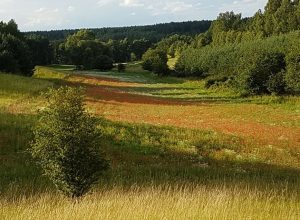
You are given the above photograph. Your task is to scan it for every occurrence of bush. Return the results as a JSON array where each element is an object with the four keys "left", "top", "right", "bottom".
[
  {"left": 267, "top": 70, "right": 286, "bottom": 95},
  {"left": 285, "top": 50, "right": 300, "bottom": 93},
  {"left": 31, "top": 87, "right": 109, "bottom": 198},
  {"left": 205, "top": 76, "right": 228, "bottom": 88},
  {"left": 142, "top": 48, "right": 168, "bottom": 76},
  {"left": 117, "top": 63, "right": 126, "bottom": 72},
  {"left": 94, "top": 55, "right": 114, "bottom": 70},
  {"left": 236, "top": 51, "right": 286, "bottom": 94}
]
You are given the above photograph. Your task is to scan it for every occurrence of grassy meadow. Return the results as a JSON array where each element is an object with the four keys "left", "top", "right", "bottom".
[{"left": 0, "top": 64, "right": 300, "bottom": 219}]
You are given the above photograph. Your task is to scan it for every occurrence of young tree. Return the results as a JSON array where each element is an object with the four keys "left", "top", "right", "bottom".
[
  {"left": 31, "top": 87, "right": 109, "bottom": 198},
  {"left": 142, "top": 48, "right": 168, "bottom": 76}
]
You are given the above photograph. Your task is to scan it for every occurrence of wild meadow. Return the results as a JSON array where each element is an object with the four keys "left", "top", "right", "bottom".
[{"left": 0, "top": 65, "right": 299, "bottom": 219}]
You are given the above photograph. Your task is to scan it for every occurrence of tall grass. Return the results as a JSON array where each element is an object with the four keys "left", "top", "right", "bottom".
[
  {"left": 1, "top": 184, "right": 299, "bottom": 220},
  {"left": 0, "top": 67, "right": 299, "bottom": 219}
]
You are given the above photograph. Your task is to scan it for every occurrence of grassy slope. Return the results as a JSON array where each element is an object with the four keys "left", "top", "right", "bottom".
[{"left": 0, "top": 66, "right": 300, "bottom": 219}]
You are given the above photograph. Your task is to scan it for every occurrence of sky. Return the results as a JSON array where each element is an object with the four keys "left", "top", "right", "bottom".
[{"left": 0, "top": 0, "right": 268, "bottom": 31}]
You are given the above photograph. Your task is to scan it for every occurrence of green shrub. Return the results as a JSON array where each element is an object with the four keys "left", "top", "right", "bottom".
[
  {"left": 205, "top": 76, "right": 229, "bottom": 88},
  {"left": 31, "top": 87, "right": 109, "bottom": 198},
  {"left": 267, "top": 70, "right": 286, "bottom": 95},
  {"left": 117, "top": 63, "right": 126, "bottom": 72},
  {"left": 94, "top": 55, "right": 114, "bottom": 70},
  {"left": 285, "top": 49, "right": 300, "bottom": 93},
  {"left": 235, "top": 51, "right": 286, "bottom": 94},
  {"left": 142, "top": 48, "right": 168, "bottom": 76}
]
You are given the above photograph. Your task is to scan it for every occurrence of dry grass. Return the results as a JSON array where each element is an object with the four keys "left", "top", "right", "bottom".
[
  {"left": 1, "top": 185, "right": 299, "bottom": 220},
  {"left": 1, "top": 66, "right": 300, "bottom": 220}
]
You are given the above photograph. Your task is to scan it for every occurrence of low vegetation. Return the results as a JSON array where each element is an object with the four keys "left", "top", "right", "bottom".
[
  {"left": 31, "top": 87, "right": 109, "bottom": 198},
  {"left": 0, "top": 0, "right": 300, "bottom": 219},
  {"left": 0, "top": 65, "right": 299, "bottom": 219}
]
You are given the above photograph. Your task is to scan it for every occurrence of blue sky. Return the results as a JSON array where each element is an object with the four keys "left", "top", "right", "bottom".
[{"left": 0, "top": 0, "right": 268, "bottom": 31}]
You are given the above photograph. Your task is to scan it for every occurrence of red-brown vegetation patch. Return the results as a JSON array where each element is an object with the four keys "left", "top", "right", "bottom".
[{"left": 69, "top": 74, "right": 300, "bottom": 149}]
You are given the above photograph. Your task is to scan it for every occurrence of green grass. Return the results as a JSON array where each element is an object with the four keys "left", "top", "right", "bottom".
[
  {"left": 34, "top": 65, "right": 70, "bottom": 79},
  {"left": 77, "top": 62, "right": 183, "bottom": 84},
  {"left": 0, "top": 112, "right": 299, "bottom": 219},
  {"left": 77, "top": 64, "right": 300, "bottom": 111},
  {"left": 0, "top": 66, "right": 300, "bottom": 219}
]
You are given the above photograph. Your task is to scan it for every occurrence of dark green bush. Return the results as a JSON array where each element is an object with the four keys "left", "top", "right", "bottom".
[
  {"left": 235, "top": 51, "right": 286, "bottom": 94},
  {"left": 266, "top": 70, "right": 287, "bottom": 95},
  {"left": 205, "top": 76, "right": 229, "bottom": 88},
  {"left": 31, "top": 87, "right": 109, "bottom": 198},
  {"left": 94, "top": 55, "right": 114, "bottom": 70},
  {"left": 142, "top": 48, "right": 168, "bottom": 76},
  {"left": 117, "top": 63, "right": 126, "bottom": 72},
  {"left": 285, "top": 49, "right": 300, "bottom": 93}
]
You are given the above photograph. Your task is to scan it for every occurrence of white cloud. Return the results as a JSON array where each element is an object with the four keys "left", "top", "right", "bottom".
[
  {"left": 35, "top": 8, "right": 47, "bottom": 13},
  {"left": 219, "top": 0, "right": 267, "bottom": 16},
  {"left": 67, "top": 6, "right": 75, "bottom": 12},
  {"left": 97, "top": 0, "right": 113, "bottom": 7},
  {"left": 120, "top": 0, "right": 144, "bottom": 7},
  {"left": 163, "top": 2, "right": 193, "bottom": 14},
  {"left": 144, "top": 1, "right": 193, "bottom": 16},
  {"left": 0, "top": 0, "right": 269, "bottom": 31},
  {"left": 24, "top": 7, "right": 64, "bottom": 29}
]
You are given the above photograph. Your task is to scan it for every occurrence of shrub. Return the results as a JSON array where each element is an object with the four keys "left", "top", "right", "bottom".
[
  {"left": 285, "top": 49, "right": 300, "bottom": 93},
  {"left": 94, "top": 55, "right": 114, "bottom": 71},
  {"left": 31, "top": 87, "right": 109, "bottom": 198},
  {"left": 205, "top": 76, "right": 229, "bottom": 88},
  {"left": 117, "top": 63, "right": 126, "bottom": 72},
  {"left": 267, "top": 70, "right": 286, "bottom": 95},
  {"left": 142, "top": 48, "right": 168, "bottom": 76},
  {"left": 236, "top": 51, "right": 286, "bottom": 94}
]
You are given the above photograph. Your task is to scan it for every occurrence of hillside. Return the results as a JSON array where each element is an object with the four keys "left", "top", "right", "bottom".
[{"left": 0, "top": 65, "right": 300, "bottom": 219}]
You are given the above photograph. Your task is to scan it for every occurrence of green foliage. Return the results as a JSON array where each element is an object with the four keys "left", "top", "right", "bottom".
[
  {"left": 176, "top": 31, "right": 300, "bottom": 94},
  {"left": 267, "top": 70, "right": 287, "bottom": 94},
  {"left": 117, "top": 63, "right": 126, "bottom": 72},
  {"left": 236, "top": 51, "right": 286, "bottom": 94},
  {"left": 205, "top": 76, "right": 229, "bottom": 89},
  {"left": 285, "top": 47, "right": 300, "bottom": 93},
  {"left": 107, "top": 38, "right": 130, "bottom": 63},
  {"left": 31, "top": 87, "right": 109, "bottom": 198},
  {"left": 26, "top": 34, "right": 53, "bottom": 66},
  {"left": 142, "top": 48, "right": 168, "bottom": 76},
  {"left": 61, "top": 30, "right": 113, "bottom": 70},
  {"left": 26, "top": 21, "right": 212, "bottom": 42},
  {"left": 0, "top": 20, "right": 33, "bottom": 76}
]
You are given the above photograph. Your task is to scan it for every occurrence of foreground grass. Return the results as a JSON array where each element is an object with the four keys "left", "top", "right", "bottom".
[
  {"left": 1, "top": 185, "right": 299, "bottom": 220},
  {"left": 1, "top": 111, "right": 299, "bottom": 220},
  {"left": 0, "top": 67, "right": 300, "bottom": 219}
]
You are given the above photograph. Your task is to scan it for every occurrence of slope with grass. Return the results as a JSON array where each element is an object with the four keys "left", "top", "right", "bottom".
[{"left": 0, "top": 65, "right": 300, "bottom": 219}]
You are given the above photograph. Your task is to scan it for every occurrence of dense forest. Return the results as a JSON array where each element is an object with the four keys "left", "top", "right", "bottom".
[
  {"left": 26, "top": 21, "right": 212, "bottom": 42},
  {"left": 1, "top": 0, "right": 300, "bottom": 95},
  {"left": 143, "top": 0, "right": 300, "bottom": 95},
  {"left": 0, "top": 20, "right": 53, "bottom": 76}
]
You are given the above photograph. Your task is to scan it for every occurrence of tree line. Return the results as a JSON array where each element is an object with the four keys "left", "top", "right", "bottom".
[
  {"left": 1, "top": 0, "right": 300, "bottom": 95},
  {"left": 142, "top": 0, "right": 300, "bottom": 95},
  {"left": 26, "top": 21, "right": 212, "bottom": 42},
  {"left": 0, "top": 20, "right": 53, "bottom": 76}
]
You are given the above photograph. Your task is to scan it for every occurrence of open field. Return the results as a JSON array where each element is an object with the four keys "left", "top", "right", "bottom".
[{"left": 1, "top": 65, "right": 300, "bottom": 219}]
